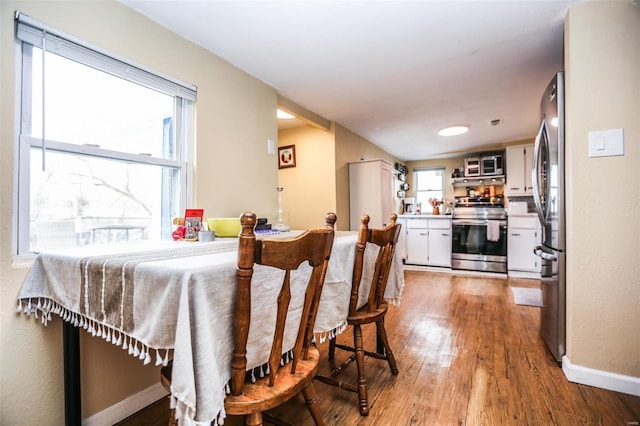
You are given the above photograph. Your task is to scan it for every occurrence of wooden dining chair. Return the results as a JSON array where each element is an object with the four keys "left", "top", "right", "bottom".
[
  {"left": 161, "top": 211, "right": 337, "bottom": 426},
  {"left": 315, "top": 213, "right": 401, "bottom": 416}
]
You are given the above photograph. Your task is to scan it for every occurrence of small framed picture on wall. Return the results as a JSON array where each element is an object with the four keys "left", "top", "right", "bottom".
[{"left": 278, "top": 145, "right": 296, "bottom": 169}]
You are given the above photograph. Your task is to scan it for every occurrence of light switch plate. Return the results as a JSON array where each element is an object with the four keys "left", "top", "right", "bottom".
[
  {"left": 588, "top": 128, "right": 624, "bottom": 157},
  {"left": 267, "top": 139, "right": 276, "bottom": 156}
]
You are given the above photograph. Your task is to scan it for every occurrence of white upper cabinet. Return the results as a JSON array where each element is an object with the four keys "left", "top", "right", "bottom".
[{"left": 505, "top": 144, "right": 534, "bottom": 196}]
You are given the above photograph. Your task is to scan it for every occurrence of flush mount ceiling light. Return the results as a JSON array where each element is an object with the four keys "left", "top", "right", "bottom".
[
  {"left": 438, "top": 125, "right": 469, "bottom": 136},
  {"left": 277, "top": 109, "right": 295, "bottom": 119}
]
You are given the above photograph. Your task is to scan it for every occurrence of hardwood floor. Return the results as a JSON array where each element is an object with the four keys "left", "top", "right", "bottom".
[{"left": 119, "top": 270, "right": 640, "bottom": 425}]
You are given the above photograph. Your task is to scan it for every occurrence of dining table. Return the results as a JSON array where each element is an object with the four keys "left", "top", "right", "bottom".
[{"left": 16, "top": 230, "right": 404, "bottom": 426}]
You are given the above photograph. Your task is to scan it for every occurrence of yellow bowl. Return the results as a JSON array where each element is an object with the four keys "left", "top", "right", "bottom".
[{"left": 206, "top": 217, "right": 241, "bottom": 237}]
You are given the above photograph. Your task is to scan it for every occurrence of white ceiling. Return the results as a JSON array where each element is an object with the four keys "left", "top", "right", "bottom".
[{"left": 120, "top": 0, "right": 580, "bottom": 161}]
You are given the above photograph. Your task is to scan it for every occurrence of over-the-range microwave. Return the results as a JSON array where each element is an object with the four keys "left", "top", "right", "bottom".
[{"left": 481, "top": 154, "right": 503, "bottom": 176}]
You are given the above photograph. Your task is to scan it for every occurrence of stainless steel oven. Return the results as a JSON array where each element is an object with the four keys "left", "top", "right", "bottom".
[{"left": 452, "top": 197, "right": 507, "bottom": 273}]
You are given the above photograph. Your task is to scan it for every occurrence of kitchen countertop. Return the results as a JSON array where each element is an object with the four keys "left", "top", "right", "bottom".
[
  {"left": 506, "top": 212, "right": 537, "bottom": 217},
  {"left": 398, "top": 214, "right": 452, "bottom": 219},
  {"left": 399, "top": 213, "right": 538, "bottom": 218}
]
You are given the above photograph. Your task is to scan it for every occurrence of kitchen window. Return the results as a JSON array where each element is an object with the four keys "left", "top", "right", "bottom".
[
  {"left": 14, "top": 13, "right": 196, "bottom": 256},
  {"left": 413, "top": 167, "right": 445, "bottom": 210}
]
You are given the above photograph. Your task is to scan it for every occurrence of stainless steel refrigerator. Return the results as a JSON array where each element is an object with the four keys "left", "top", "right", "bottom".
[{"left": 532, "top": 72, "right": 566, "bottom": 364}]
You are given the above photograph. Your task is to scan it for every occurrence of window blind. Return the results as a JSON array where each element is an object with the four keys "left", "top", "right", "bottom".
[{"left": 15, "top": 11, "right": 197, "bottom": 101}]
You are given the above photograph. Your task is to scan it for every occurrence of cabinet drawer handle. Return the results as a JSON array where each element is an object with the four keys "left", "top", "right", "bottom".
[
  {"left": 511, "top": 233, "right": 521, "bottom": 236},
  {"left": 441, "top": 233, "right": 449, "bottom": 236}
]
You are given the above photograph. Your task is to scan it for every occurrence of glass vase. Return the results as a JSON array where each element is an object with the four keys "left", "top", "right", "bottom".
[{"left": 273, "top": 187, "right": 290, "bottom": 231}]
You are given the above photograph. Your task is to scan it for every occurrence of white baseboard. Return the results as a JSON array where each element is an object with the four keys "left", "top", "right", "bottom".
[
  {"left": 83, "top": 383, "right": 169, "bottom": 425},
  {"left": 562, "top": 355, "right": 640, "bottom": 397}
]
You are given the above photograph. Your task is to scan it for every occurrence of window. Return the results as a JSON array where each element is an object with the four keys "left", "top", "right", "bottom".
[
  {"left": 413, "top": 168, "right": 445, "bottom": 210},
  {"left": 15, "top": 13, "right": 196, "bottom": 255}
]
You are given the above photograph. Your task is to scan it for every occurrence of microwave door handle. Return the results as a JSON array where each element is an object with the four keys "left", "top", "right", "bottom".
[{"left": 532, "top": 120, "right": 546, "bottom": 227}]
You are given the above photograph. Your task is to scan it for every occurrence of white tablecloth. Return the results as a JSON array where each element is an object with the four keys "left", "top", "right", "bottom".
[{"left": 17, "top": 232, "right": 404, "bottom": 425}]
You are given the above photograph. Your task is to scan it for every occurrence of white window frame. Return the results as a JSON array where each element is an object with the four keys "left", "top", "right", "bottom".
[
  {"left": 13, "top": 12, "right": 197, "bottom": 260},
  {"left": 413, "top": 167, "right": 445, "bottom": 210}
]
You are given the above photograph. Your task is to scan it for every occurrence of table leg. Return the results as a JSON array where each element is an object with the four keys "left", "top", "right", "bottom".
[{"left": 63, "top": 322, "right": 81, "bottom": 426}]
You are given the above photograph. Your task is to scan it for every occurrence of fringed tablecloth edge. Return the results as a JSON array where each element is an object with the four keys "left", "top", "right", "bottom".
[
  {"left": 171, "top": 347, "right": 300, "bottom": 426},
  {"left": 170, "top": 392, "right": 225, "bottom": 426},
  {"left": 16, "top": 296, "right": 173, "bottom": 367},
  {"left": 386, "top": 295, "right": 403, "bottom": 306},
  {"left": 314, "top": 321, "right": 348, "bottom": 344}
]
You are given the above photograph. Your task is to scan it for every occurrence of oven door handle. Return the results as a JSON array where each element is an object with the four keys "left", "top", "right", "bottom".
[{"left": 453, "top": 219, "right": 507, "bottom": 226}]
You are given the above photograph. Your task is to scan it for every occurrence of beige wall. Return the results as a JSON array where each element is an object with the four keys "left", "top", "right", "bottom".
[
  {"left": 564, "top": 1, "right": 640, "bottom": 376},
  {"left": 1, "top": 1, "right": 278, "bottom": 422},
  {"left": 277, "top": 122, "right": 400, "bottom": 232},
  {"left": 277, "top": 125, "right": 337, "bottom": 230},
  {"left": 2, "top": 2, "right": 637, "bottom": 424}
]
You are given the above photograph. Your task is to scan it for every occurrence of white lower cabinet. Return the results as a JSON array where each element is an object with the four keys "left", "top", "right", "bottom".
[
  {"left": 406, "top": 220, "right": 429, "bottom": 264},
  {"left": 507, "top": 215, "right": 541, "bottom": 276},
  {"left": 428, "top": 222, "right": 452, "bottom": 267},
  {"left": 404, "top": 217, "right": 451, "bottom": 267}
]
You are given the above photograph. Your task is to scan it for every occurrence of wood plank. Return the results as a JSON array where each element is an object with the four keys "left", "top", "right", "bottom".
[{"left": 124, "top": 270, "right": 640, "bottom": 426}]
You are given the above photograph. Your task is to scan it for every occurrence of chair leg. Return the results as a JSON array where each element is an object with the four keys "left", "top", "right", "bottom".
[
  {"left": 376, "top": 319, "right": 398, "bottom": 375},
  {"left": 168, "top": 407, "right": 178, "bottom": 426},
  {"left": 245, "top": 412, "right": 263, "bottom": 426},
  {"left": 301, "top": 383, "right": 325, "bottom": 426},
  {"left": 353, "top": 324, "right": 369, "bottom": 416},
  {"left": 262, "top": 411, "right": 292, "bottom": 426}
]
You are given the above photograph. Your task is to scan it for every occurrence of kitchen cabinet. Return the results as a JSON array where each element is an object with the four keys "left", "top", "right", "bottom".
[
  {"left": 507, "top": 215, "right": 541, "bottom": 277},
  {"left": 349, "top": 160, "right": 394, "bottom": 230},
  {"left": 428, "top": 220, "right": 452, "bottom": 267},
  {"left": 404, "top": 217, "right": 451, "bottom": 267},
  {"left": 505, "top": 144, "right": 534, "bottom": 196},
  {"left": 406, "top": 222, "right": 429, "bottom": 265}
]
